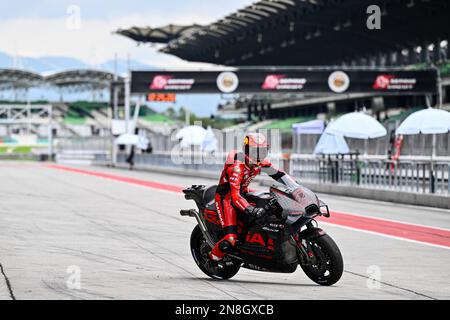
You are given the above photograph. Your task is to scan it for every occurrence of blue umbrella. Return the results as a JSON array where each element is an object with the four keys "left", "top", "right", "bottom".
[{"left": 314, "top": 132, "right": 350, "bottom": 155}]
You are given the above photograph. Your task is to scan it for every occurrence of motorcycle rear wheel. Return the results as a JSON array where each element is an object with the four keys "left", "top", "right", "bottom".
[
  {"left": 300, "top": 234, "right": 344, "bottom": 286},
  {"left": 190, "top": 225, "right": 241, "bottom": 280}
]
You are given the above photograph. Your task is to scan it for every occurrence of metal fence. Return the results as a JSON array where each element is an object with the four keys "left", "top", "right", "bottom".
[
  {"left": 116, "top": 151, "right": 226, "bottom": 172},
  {"left": 291, "top": 157, "right": 450, "bottom": 195},
  {"left": 115, "top": 151, "right": 287, "bottom": 173},
  {"left": 55, "top": 137, "right": 111, "bottom": 163},
  {"left": 113, "top": 151, "right": 450, "bottom": 196},
  {"left": 293, "top": 132, "right": 450, "bottom": 157}
]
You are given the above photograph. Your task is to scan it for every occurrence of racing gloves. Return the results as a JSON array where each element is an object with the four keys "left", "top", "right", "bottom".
[{"left": 245, "top": 206, "right": 266, "bottom": 219}]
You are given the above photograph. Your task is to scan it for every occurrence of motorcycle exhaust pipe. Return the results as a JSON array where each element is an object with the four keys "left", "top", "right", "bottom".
[{"left": 180, "top": 209, "right": 216, "bottom": 248}]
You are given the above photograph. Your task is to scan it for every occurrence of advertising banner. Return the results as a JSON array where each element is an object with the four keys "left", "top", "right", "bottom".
[{"left": 131, "top": 69, "right": 437, "bottom": 95}]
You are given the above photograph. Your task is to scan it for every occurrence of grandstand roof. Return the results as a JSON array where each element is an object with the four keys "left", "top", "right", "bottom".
[
  {"left": 122, "top": 0, "right": 450, "bottom": 66},
  {"left": 0, "top": 68, "right": 44, "bottom": 89},
  {"left": 45, "top": 69, "right": 120, "bottom": 89},
  {"left": 116, "top": 24, "right": 203, "bottom": 44}
]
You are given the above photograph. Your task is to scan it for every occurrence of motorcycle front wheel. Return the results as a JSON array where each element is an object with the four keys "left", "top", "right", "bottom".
[
  {"left": 190, "top": 225, "right": 241, "bottom": 280},
  {"left": 300, "top": 234, "right": 344, "bottom": 286}
]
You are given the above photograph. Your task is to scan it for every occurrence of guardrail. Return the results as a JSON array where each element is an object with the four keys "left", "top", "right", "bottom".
[
  {"left": 116, "top": 152, "right": 225, "bottom": 172},
  {"left": 115, "top": 151, "right": 288, "bottom": 172},
  {"left": 55, "top": 137, "right": 111, "bottom": 164},
  {"left": 113, "top": 152, "right": 449, "bottom": 196},
  {"left": 291, "top": 157, "right": 450, "bottom": 195}
]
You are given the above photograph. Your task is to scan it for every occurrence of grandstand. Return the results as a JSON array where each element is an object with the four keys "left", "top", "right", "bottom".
[
  {"left": 46, "top": 69, "right": 118, "bottom": 102},
  {"left": 0, "top": 66, "right": 183, "bottom": 162},
  {"left": 116, "top": 24, "right": 203, "bottom": 44},
  {"left": 2, "top": 1, "right": 449, "bottom": 159},
  {"left": 0, "top": 68, "right": 43, "bottom": 88},
  {"left": 0, "top": 68, "right": 44, "bottom": 101},
  {"left": 119, "top": 0, "right": 450, "bottom": 120},
  {"left": 157, "top": 0, "right": 449, "bottom": 67}
]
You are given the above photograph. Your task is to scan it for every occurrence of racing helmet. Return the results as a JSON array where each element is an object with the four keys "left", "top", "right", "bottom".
[{"left": 243, "top": 132, "right": 269, "bottom": 164}]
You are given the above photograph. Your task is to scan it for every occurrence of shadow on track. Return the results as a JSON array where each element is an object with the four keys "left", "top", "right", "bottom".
[{"left": 181, "top": 276, "right": 321, "bottom": 288}]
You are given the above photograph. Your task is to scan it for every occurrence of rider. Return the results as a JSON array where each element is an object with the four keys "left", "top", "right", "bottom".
[{"left": 210, "top": 132, "right": 296, "bottom": 262}]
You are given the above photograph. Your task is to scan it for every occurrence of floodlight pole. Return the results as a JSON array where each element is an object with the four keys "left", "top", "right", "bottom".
[
  {"left": 113, "top": 53, "right": 119, "bottom": 119},
  {"left": 48, "top": 105, "right": 53, "bottom": 161},
  {"left": 124, "top": 75, "right": 131, "bottom": 134},
  {"left": 132, "top": 96, "right": 141, "bottom": 136}
]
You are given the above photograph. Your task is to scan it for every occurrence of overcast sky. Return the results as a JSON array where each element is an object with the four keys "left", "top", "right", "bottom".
[{"left": 0, "top": 0, "right": 254, "bottom": 68}]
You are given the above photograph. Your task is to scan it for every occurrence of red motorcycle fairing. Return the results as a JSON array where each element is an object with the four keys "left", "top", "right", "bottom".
[
  {"left": 203, "top": 208, "right": 281, "bottom": 262},
  {"left": 204, "top": 209, "right": 220, "bottom": 225}
]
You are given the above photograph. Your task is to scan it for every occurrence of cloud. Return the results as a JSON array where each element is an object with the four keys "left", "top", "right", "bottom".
[
  {"left": 0, "top": 1, "right": 254, "bottom": 68},
  {"left": 0, "top": 17, "right": 197, "bottom": 67}
]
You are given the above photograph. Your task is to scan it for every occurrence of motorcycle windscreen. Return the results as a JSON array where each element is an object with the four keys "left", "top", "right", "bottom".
[
  {"left": 270, "top": 187, "right": 304, "bottom": 219},
  {"left": 270, "top": 186, "right": 320, "bottom": 221}
]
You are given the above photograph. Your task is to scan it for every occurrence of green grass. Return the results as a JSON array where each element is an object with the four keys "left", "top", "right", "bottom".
[
  {"left": 0, "top": 146, "right": 33, "bottom": 154},
  {"left": 69, "top": 101, "right": 108, "bottom": 110},
  {"left": 140, "top": 114, "right": 175, "bottom": 123},
  {"left": 64, "top": 117, "right": 86, "bottom": 125}
]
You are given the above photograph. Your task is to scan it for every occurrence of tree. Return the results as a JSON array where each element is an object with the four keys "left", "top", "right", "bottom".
[
  {"left": 165, "top": 106, "right": 176, "bottom": 118},
  {"left": 177, "top": 107, "right": 186, "bottom": 121}
]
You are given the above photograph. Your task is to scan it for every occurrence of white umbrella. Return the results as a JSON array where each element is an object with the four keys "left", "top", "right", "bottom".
[
  {"left": 396, "top": 108, "right": 450, "bottom": 135},
  {"left": 137, "top": 131, "right": 149, "bottom": 150},
  {"left": 326, "top": 112, "right": 387, "bottom": 139},
  {"left": 326, "top": 112, "right": 386, "bottom": 156},
  {"left": 115, "top": 133, "right": 139, "bottom": 146},
  {"left": 396, "top": 108, "right": 450, "bottom": 159},
  {"left": 175, "top": 125, "right": 207, "bottom": 148},
  {"left": 201, "top": 126, "right": 218, "bottom": 152}
]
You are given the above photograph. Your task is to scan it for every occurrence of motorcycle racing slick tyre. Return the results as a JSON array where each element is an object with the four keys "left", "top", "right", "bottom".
[
  {"left": 300, "top": 234, "right": 344, "bottom": 286},
  {"left": 190, "top": 225, "right": 241, "bottom": 280}
]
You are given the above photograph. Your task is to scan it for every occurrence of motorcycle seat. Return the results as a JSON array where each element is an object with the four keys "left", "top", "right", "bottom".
[{"left": 203, "top": 185, "right": 217, "bottom": 210}]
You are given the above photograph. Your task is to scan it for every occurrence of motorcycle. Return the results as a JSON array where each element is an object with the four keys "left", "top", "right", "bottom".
[{"left": 180, "top": 177, "right": 344, "bottom": 286}]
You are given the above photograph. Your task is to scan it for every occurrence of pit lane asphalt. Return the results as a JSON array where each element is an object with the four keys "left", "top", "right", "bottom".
[{"left": 0, "top": 161, "right": 449, "bottom": 299}]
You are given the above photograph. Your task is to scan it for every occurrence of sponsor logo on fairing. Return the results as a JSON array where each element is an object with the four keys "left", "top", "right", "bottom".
[
  {"left": 262, "top": 74, "right": 307, "bottom": 90},
  {"left": 150, "top": 75, "right": 195, "bottom": 90},
  {"left": 373, "top": 74, "right": 417, "bottom": 90}
]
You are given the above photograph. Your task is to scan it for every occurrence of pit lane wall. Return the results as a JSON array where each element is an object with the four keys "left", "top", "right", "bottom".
[{"left": 106, "top": 153, "right": 450, "bottom": 210}]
